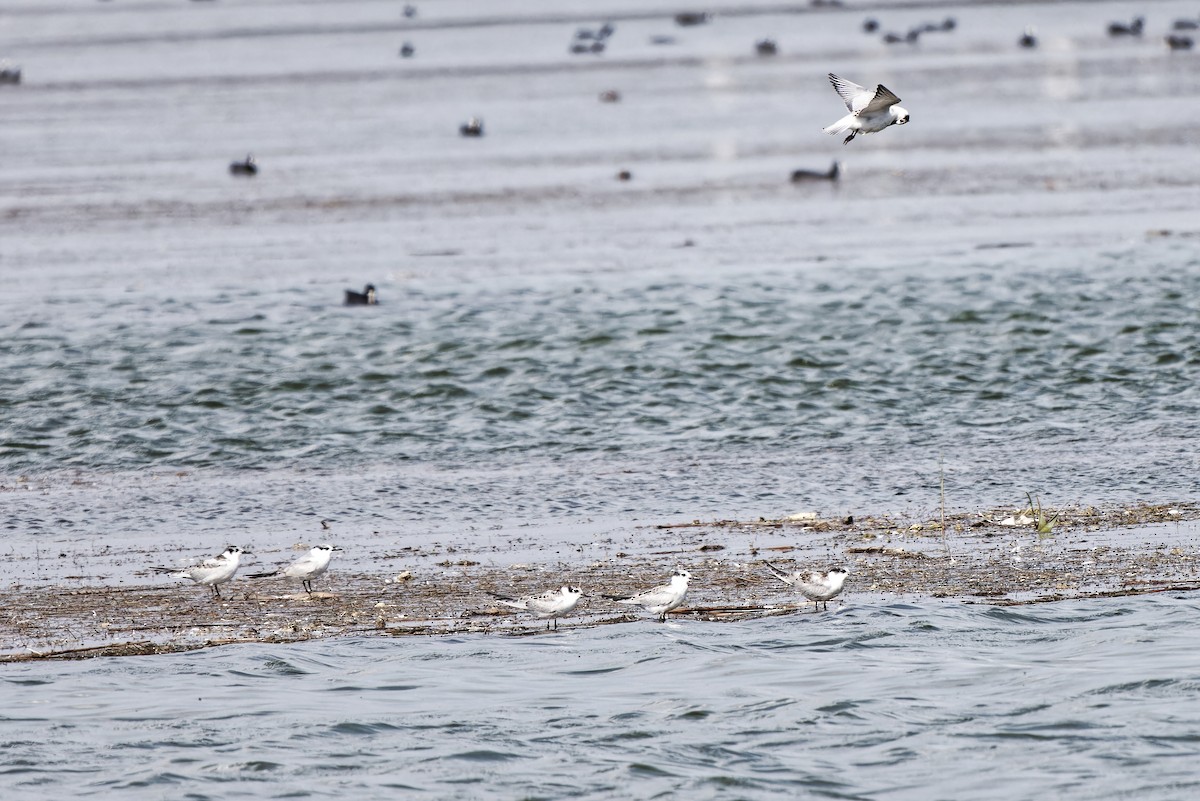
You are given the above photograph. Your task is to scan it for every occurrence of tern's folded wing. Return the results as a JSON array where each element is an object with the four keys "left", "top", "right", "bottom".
[
  {"left": 798, "top": 579, "right": 836, "bottom": 599},
  {"left": 288, "top": 555, "right": 320, "bottom": 572},
  {"left": 765, "top": 562, "right": 798, "bottom": 586},
  {"left": 528, "top": 592, "right": 577, "bottom": 615},
  {"left": 828, "top": 73, "right": 869, "bottom": 112},
  {"left": 860, "top": 84, "right": 901, "bottom": 116},
  {"left": 620, "top": 585, "right": 674, "bottom": 605},
  {"left": 520, "top": 590, "right": 560, "bottom": 610}
]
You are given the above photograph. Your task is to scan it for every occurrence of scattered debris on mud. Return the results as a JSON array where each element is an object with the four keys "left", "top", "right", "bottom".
[{"left": 3, "top": 502, "right": 1199, "bottom": 661}]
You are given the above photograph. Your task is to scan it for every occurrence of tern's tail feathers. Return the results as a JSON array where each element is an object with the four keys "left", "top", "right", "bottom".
[
  {"left": 245, "top": 570, "right": 278, "bottom": 579},
  {"left": 822, "top": 115, "right": 855, "bottom": 136}
]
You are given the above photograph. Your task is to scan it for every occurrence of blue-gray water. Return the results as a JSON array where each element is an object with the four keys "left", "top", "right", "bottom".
[
  {"left": 5, "top": 1, "right": 1200, "bottom": 798},
  {"left": 5, "top": 252, "right": 1200, "bottom": 519},
  {"left": 6, "top": 597, "right": 1200, "bottom": 800}
]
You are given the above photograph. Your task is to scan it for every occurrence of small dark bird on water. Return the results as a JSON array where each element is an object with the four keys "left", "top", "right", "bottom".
[
  {"left": 674, "top": 12, "right": 709, "bottom": 27},
  {"left": 862, "top": 18, "right": 879, "bottom": 33},
  {"left": 1173, "top": 19, "right": 1200, "bottom": 31},
  {"left": 459, "top": 117, "right": 484, "bottom": 137},
  {"left": 1108, "top": 16, "right": 1144, "bottom": 37},
  {"left": 883, "top": 30, "right": 919, "bottom": 44},
  {"left": 344, "top": 284, "right": 378, "bottom": 305},
  {"left": 0, "top": 62, "right": 21, "bottom": 84},
  {"left": 229, "top": 155, "right": 257, "bottom": 176},
  {"left": 598, "top": 89, "right": 621, "bottom": 103},
  {"left": 571, "top": 20, "right": 615, "bottom": 54},
  {"left": 399, "top": 42, "right": 414, "bottom": 58},
  {"left": 1019, "top": 27, "right": 1038, "bottom": 48},
  {"left": 1165, "top": 34, "right": 1194, "bottom": 50},
  {"left": 755, "top": 38, "right": 777, "bottom": 55},
  {"left": 790, "top": 161, "right": 840, "bottom": 183},
  {"left": 910, "top": 17, "right": 954, "bottom": 36}
]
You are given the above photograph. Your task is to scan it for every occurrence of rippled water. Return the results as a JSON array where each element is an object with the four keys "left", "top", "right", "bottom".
[
  {"left": 5, "top": 250, "right": 1200, "bottom": 517},
  {"left": 5, "top": 0, "right": 1200, "bottom": 523},
  {"left": 6, "top": 596, "right": 1200, "bottom": 800}
]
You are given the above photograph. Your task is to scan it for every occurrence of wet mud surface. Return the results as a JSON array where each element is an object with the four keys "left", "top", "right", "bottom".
[{"left": 5, "top": 501, "right": 1199, "bottom": 662}]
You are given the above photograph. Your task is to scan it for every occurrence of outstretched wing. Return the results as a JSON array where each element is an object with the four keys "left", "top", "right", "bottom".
[
  {"left": 860, "top": 84, "right": 901, "bottom": 116},
  {"left": 828, "top": 73, "right": 869, "bottom": 112}
]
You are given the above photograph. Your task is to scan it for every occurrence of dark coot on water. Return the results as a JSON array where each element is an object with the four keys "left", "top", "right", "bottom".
[
  {"left": 790, "top": 161, "right": 840, "bottom": 183},
  {"left": 345, "top": 285, "right": 378, "bottom": 305},
  {"left": 229, "top": 155, "right": 257, "bottom": 176}
]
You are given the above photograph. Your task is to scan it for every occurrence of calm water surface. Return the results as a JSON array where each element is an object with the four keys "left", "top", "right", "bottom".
[{"left": 6, "top": 596, "right": 1200, "bottom": 800}]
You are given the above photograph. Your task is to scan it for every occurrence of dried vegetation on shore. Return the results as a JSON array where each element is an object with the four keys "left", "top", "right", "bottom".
[{"left": 3, "top": 502, "right": 1198, "bottom": 662}]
